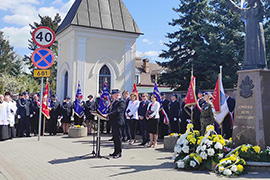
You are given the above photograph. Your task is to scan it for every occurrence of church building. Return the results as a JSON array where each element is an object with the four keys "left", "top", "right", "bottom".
[{"left": 56, "top": 0, "right": 142, "bottom": 101}]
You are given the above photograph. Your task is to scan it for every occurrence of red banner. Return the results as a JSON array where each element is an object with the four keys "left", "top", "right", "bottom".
[
  {"left": 185, "top": 76, "right": 197, "bottom": 108},
  {"left": 42, "top": 83, "right": 50, "bottom": 119},
  {"left": 212, "top": 75, "right": 220, "bottom": 112}
]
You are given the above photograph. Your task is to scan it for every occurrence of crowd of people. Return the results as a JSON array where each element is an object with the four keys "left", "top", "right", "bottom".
[{"left": 0, "top": 89, "right": 235, "bottom": 158}]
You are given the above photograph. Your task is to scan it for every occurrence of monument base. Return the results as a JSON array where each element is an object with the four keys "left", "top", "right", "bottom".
[
  {"left": 232, "top": 69, "right": 270, "bottom": 149},
  {"left": 68, "top": 127, "right": 87, "bottom": 138}
]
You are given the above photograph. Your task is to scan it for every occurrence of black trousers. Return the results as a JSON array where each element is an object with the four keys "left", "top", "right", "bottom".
[
  {"left": 20, "top": 116, "right": 31, "bottom": 136},
  {"left": 31, "top": 115, "right": 38, "bottom": 134},
  {"left": 48, "top": 116, "right": 58, "bottom": 135},
  {"left": 74, "top": 115, "right": 83, "bottom": 125},
  {"left": 127, "top": 119, "right": 138, "bottom": 140},
  {"left": 222, "top": 115, "right": 232, "bottom": 139},
  {"left": 112, "top": 125, "right": 123, "bottom": 154},
  {"left": 170, "top": 120, "right": 179, "bottom": 133},
  {"left": 159, "top": 117, "right": 168, "bottom": 139},
  {"left": 140, "top": 118, "right": 149, "bottom": 143}
]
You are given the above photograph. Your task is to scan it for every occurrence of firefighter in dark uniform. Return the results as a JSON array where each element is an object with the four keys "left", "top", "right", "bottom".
[
  {"left": 85, "top": 95, "right": 95, "bottom": 135},
  {"left": 168, "top": 94, "right": 180, "bottom": 133},
  {"left": 104, "top": 89, "right": 125, "bottom": 159},
  {"left": 193, "top": 90, "right": 205, "bottom": 131},
  {"left": 158, "top": 92, "right": 169, "bottom": 139},
  {"left": 49, "top": 95, "right": 61, "bottom": 135}
]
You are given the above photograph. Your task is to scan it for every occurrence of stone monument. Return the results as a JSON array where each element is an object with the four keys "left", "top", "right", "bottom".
[{"left": 227, "top": 0, "right": 270, "bottom": 148}]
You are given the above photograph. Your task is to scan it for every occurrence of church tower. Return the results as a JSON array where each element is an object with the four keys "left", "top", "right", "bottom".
[{"left": 56, "top": 0, "right": 142, "bottom": 101}]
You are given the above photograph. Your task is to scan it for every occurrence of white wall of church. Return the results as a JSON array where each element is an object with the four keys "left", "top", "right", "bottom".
[{"left": 57, "top": 26, "right": 139, "bottom": 102}]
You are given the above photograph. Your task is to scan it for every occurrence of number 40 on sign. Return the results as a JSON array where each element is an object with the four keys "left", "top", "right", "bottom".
[{"left": 32, "top": 26, "right": 55, "bottom": 48}]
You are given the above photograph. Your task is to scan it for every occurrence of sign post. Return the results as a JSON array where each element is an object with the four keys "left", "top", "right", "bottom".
[{"left": 31, "top": 26, "right": 55, "bottom": 141}]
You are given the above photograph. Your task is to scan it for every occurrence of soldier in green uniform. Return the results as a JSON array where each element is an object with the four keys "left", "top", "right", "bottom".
[{"left": 200, "top": 92, "right": 215, "bottom": 135}]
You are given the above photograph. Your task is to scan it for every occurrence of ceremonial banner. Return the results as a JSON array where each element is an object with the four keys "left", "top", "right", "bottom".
[
  {"left": 185, "top": 76, "right": 197, "bottom": 108},
  {"left": 153, "top": 83, "right": 169, "bottom": 125},
  {"left": 212, "top": 74, "right": 229, "bottom": 125},
  {"left": 97, "top": 82, "right": 111, "bottom": 116},
  {"left": 132, "top": 83, "right": 138, "bottom": 94},
  {"left": 74, "top": 82, "right": 85, "bottom": 118},
  {"left": 42, "top": 83, "right": 50, "bottom": 119}
]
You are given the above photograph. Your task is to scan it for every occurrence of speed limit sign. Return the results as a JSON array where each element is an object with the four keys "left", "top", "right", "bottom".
[{"left": 32, "top": 26, "right": 55, "bottom": 48}]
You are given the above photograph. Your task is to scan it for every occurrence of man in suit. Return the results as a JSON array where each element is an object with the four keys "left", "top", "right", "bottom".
[
  {"left": 104, "top": 89, "right": 125, "bottom": 159},
  {"left": 159, "top": 92, "right": 169, "bottom": 139},
  {"left": 121, "top": 90, "right": 130, "bottom": 142},
  {"left": 85, "top": 95, "right": 95, "bottom": 135},
  {"left": 31, "top": 94, "right": 40, "bottom": 135},
  {"left": 48, "top": 95, "right": 61, "bottom": 135},
  {"left": 138, "top": 93, "right": 150, "bottom": 145},
  {"left": 222, "top": 91, "right": 236, "bottom": 139},
  {"left": 17, "top": 92, "right": 33, "bottom": 137},
  {"left": 168, "top": 94, "right": 180, "bottom": 133}
]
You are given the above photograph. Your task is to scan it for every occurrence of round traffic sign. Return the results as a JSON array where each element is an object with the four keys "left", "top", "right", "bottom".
[
  {"left": 32, "top": 26, "right": 55, "bottom": 48},
  {"left": 31, "top": 48, "right": 54, "bottom": 69}
]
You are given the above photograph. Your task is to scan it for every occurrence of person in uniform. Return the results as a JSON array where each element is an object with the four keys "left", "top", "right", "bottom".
[
  {"left": 168, "top": 94, "right": 180, "bottom": 133},
  {"left": 61, "top": 96, "right": 72, "bottom": 135},
  {"left": 17, "top": 92, "right": 33, "bottom": 137},
  {"left": 138, "top": 93, "right": 150, "bottom": 146},
  {"left": 31, "top": 94, "right": 40, "bottom": 135},
  {"left": 0, "top": 94, "right": 10, "bottom": 141},
  {"left": 121, "top": 90, "right": 130, "bottom": 142},
  {"left": 158, "top": 92, "right": 169, "bottom": 139},
  {"left": 73, "top": 95, "right": 85, "bottom": 126},
  {"left": 179, "top": 95, "right": 191, "bottom": 133},
  {"left": 125, "top": 92, "right": 140, "bottom": 145},
  {"left": 48, "top": 95, "right": 61, "bottom": 135},
  {"left": 85, "top": 95, "right": 95, "bottom": 135},
  {"left": 104, "top": 89, "right": 125, "bottom": 158},
  {"left": 222, "top": 91, "right": 236, "bottom": 139},
  {"left": 200, "top": 92, "right": 215, "bottom": 135},
  {"left": 193, "top": 90, "right": 205, "bottom": 131},
  {"left": 5, "top": 92, "right": 17, "bottom": 139}
]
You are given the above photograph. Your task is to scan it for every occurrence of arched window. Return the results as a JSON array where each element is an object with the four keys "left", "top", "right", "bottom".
[
  {"left": 64, "top": 71, "right": 68, "bottom": 98},
  {"left": 99, "top": 65, "right": 111, "bottom": 92}
]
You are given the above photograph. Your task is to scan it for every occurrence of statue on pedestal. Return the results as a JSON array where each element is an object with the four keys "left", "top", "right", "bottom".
[{"left": 227, "top": 0, "right": 267, "bottom": 69}]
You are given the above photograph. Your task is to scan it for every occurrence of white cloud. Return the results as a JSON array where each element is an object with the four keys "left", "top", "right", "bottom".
[
  {"left": 0, "top": 0, "right": 39, "bottom": 11},
  {"left": 3, "top": 14, "right": 35, "bottom": 26},
  {"left": 136, "top": 51, "right": 160, "bottom": 57},
  {"left": 1, "top": 26, "right": 31, "bottom": 49},
  {"left": 142, "top": 38, "right": 154, "bottom": 45}
]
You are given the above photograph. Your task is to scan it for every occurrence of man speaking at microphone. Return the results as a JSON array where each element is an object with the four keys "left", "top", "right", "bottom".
[{"left": 104, "top": 89, "right": 125, "bottom": 159}]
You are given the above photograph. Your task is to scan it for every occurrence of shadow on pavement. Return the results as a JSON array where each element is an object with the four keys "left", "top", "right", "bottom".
[
  {"left": 48, "top": 156, "right": 84, "bottom": 164},
  {"left": 91, "top": 162, "right": 173, "bottom": 177}
]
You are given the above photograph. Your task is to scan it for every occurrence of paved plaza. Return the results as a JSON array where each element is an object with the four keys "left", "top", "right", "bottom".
[{"left": 0, "top": 134, "right": 269, "bottom": 180}]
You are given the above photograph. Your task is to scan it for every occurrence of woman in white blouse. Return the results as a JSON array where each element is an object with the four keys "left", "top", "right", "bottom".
[
  {"left": 125, "top": 92, "right": 140, "bottom": 145},
  {"left": 146, "top": 94, "right": 160, "bottom": 148}
]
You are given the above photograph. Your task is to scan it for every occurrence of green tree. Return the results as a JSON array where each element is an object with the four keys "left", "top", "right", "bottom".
[
  {"left": 23, "top": 14, "right": 61, "bottom": 93},
  {"left": 0, "top": 31, "right": 22, "bottom": 76},
  {"left": 158, "top": 0, "right": 246, "bottom": 90}
]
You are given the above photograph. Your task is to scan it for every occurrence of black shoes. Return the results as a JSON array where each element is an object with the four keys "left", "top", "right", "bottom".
[
  {"left": 109, "top": 153, "right": 116, "bottom": 156},
  {"left": 108, "top": 138, "right": 114, "bottom": 141},
  {"left": 113, "top": 154, "right": 122, "bottom": 159}
]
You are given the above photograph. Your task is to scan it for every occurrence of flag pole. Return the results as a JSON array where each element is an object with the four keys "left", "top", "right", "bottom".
[
  {"left": 219, "top": 66, "right": 223, "bottom": 135},
  {"left": 38, "top": 77, "right": 43, "bottom": 140},
  {"left": 190, "top": 67, "right": 194, "bottom": 124},
  {"left": 43, "top": 78, "right": 49, "bottom": 136}
]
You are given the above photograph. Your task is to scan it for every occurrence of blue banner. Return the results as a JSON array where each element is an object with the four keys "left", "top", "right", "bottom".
[
  {"left": 74, "top": 82, "right": 85, "bottom": 118},
  {"left": 153, "top": 82, "right": 161, "bottom": 105},
  {"left": 98, "top": 82, "right": 111, "bottom": 116}
]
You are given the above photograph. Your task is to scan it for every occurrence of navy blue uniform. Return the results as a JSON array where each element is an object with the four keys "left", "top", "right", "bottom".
[{"left": 108, "top": 98, "right": 126, "bottom": 156}]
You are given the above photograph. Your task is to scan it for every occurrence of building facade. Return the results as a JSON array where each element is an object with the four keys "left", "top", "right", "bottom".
[{"left": 56, "top": 0, "right": 141, "bottom": 101}]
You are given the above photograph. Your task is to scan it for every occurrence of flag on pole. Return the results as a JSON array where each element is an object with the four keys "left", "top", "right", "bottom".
[
  {"left": 132, "top": 83, "right": 138, "bottom": 94},
  {"left": 74, "top": 82, "right": 85, "bottom": 118},
  {"left": 42, "top": 83, "right": 50, "bottom": 119},
  {"left": 185, "top": 76, "right": 197, "bottom": 108},
  {"left": 153, "top": 83, "right": 169, "bottom": 125},
  {"left": 97, "top": 82, "right": 111, "bottom": 116},
  {"left": 212, "top": 74, "right": 229, "bottom": 126}
]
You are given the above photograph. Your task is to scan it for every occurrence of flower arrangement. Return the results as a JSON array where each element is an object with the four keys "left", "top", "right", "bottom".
[
  {"left": 260, "top": 147, "right": 270, "bottom": 162},
  {"left": 169, "top": 133, "right": 181, "bottom": 137},
  {"left": 176, "top": 153, "right": 203, "bottom": 170},
  {"left": 215, "top": 153, "right": 246, "bottom": 177},
  {"left": 76, "top": 125, "right": 81, "bottom": 128},
  {"left": 237, "top": 144, "right": 261, "bottom": 161},
  {"left": 173, "top": 124, "right": 200, "bottom": 162}
]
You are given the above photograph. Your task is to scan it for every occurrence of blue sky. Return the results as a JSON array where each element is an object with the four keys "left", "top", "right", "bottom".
[{"left": 0, "top": 0, "right": 179, "bottom": 62}]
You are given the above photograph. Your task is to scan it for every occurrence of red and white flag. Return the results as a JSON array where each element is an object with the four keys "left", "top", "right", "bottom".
[
  {"left": 212, "top": 74, "right": 229, "bottom": 125},
  {"left": 42, "top": 83, "right": 50, "bottom": 119}
]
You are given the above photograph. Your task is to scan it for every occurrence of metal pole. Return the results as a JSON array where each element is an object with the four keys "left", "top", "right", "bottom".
[{"left": 38, "top": 77, "right": 44, "bottom": 141}]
